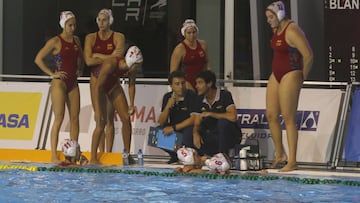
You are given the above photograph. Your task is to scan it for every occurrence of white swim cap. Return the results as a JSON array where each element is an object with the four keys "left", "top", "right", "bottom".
[
  {"left": 177, "top": 146, "right": 195, "bottom": 165},
  {"left": 181, "top": 19, "right": 199, "bottom": 37},
  {"left": 61, "top": 139, "right": 79, "bottom": 157},
  {"left": 267, "top": 1, "right": 286, "bottom": 22},
  {"left": 205, "top": 153, "right": 231, "bottom": 172},
  {"left": 97, "top": 8, "right": 114, "bottom": 25},
  {"left": 125, "top": 46, "right": 143, "bottom": 68},
  {"left": 59, "top": 11, "right": 75, "bottom": 29}
]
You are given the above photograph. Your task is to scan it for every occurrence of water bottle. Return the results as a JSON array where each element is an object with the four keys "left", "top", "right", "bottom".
[
  {"left": 239, "top": 148, "right": 247, "bottom": 158},
  {"left": 122, "top": 149, "right": 129, "bottom": 166},
  {"left": 239, "top": 148, "right": 248, "bottom": 171},
  {"left": 137, "top": 149, "right": 144, "bottom": 166},
  {"left": 233, "top": 155, "right": 240, "bottom": 170}
]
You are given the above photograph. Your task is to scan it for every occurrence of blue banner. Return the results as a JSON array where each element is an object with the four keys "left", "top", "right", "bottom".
[{"left": 344, "top": 89, "right": 360, "bottom": 161}]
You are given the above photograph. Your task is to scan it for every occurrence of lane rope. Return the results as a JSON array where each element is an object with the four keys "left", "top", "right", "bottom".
[{"left": 0, "top": 164, "right": 359, "bottom": 186}]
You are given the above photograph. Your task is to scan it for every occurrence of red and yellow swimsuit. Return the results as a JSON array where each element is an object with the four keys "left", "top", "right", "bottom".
[
  {"left": 53, "top": 35, "right": 80, "bottom": 92},
  {"left": 91, "top": 32, "right": 116, "bottom": 77},
  {"left": 181, "top": 40, "right": 207, "bottom": 88},
  {"left": 270, "top": 22, "right": 303, "bottom": 82}
]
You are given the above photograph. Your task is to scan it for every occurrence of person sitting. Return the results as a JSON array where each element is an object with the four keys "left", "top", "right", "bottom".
[
  {"left": 59, "top": 139, "right": 88, "bottom": 166},
  {"left": 205, "top": 153, "right": 232, "bottom": 174},
  {"left": 174, "top": 146, "right": 206, "bottom": 174},
  {"left": 175, "top": 147, "right": 232, "bottom": 175},
  {"left": 192, "top": 70, "right": 242, "bottom": 157},
  {"left": 158, "top": 70, "right": 198, "bottom": 164}
]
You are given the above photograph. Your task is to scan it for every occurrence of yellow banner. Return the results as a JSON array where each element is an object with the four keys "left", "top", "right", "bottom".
[{"left": 0, "top": 92, "right": 42, "bottom": 140}]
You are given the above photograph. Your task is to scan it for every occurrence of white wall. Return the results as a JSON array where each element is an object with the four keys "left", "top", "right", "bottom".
[{"left": 196, "top": 0, "right": 222, "bottom": 77}]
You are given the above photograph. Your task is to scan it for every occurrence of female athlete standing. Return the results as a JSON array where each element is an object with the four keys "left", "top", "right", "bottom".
[
  {"left": 170, "top": 19, "right": 210, "bottom": 91},
  {"left": 35, "top": 11, "right": 83, "bottom": 163},
  {"left": 265, "top": 1, "right": 313, "bottom": 172},
  {"left": 84, "top": 9, "right": 126, "bottom": 152}
]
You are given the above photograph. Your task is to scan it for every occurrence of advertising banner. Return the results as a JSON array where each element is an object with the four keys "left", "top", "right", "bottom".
[
  {"left": 343, "top": 88, "right": 360, "bottom": 161},
  {"left": 36, "top": 84, "right": 342, "bottom": 162},
  {"left": 117, "top": 84, "right": 169, "bottom": 155},
  {"left": 0, "top": 82, "right": 49, "bottom": 149},
  {"left": 228, "top": 87, "right": 342, "bottom": 163},
  {"left": 45, "top": 83, "right": 169, "bottom": 155},
  {"left": 45, "top": 83, "right": 95, "bottom": 154}
]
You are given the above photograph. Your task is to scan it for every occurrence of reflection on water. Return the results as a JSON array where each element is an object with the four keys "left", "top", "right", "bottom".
[{"left": 0, "top": 168, "right": 359, "bottom": 203}]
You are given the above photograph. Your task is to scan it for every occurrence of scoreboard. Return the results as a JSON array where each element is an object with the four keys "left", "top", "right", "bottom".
[{"left": 325, "top": 0, "right": 360, "bottom": 82}]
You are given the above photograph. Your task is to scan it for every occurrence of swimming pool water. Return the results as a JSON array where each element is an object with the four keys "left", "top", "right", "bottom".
[{"left": 1, "top": 167, "right": 360, "bottom": 203}]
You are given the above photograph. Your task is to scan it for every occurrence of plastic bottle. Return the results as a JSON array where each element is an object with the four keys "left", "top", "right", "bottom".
[
  {"left": 122, "top": 149, "right": 129, "bottom": 166},
  {"left": 233, "top": 155, "right": 240, "bottom": 170},
  {"left": 137, "top": 149, "right": 144, "bottom": 166},
  {"left": 239, "top": 148, "right": 248, "bottom": 171},
  {"left": 239, "top": 148, "right": 247, "bottom": 158}
]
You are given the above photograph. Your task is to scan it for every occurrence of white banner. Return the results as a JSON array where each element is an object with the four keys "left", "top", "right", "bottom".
[
  {"left": 117, "top": 84, "right": 169, "bottom": 155},
  {"left": 0, "top": 82, "right": 49, "bottom": 149},
  {"left": 6, "top": 82, "right": 339, "bottom": 162},
  {"left": 45, "top": 83, "right": 94, "bottom": 153},
  {"left": 37, "top": 84, "right": 342, "bottom": 163},
  {"left": 228, "top": 87, "right": 343, "bottom": 163},
  {"left": 45, "top": 83, "right": 169, "bottom": 155}
]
